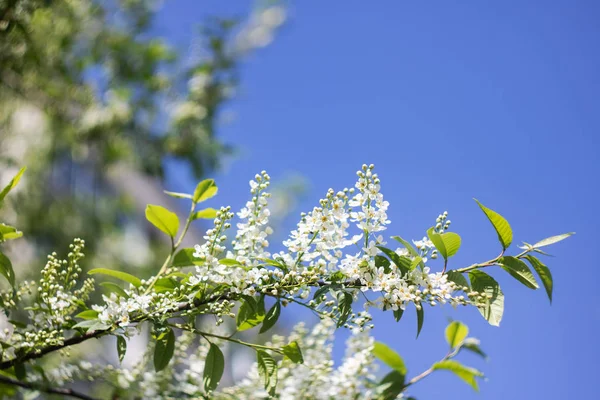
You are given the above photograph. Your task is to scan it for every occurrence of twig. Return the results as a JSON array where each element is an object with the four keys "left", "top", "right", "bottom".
[{"left": 0, "top": 374, "right": 98, "bottom": 400}]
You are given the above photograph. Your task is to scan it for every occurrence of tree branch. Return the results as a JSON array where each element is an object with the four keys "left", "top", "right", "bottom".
[{"left": 0, "top": 374, "right": 99, "bottom": 400}]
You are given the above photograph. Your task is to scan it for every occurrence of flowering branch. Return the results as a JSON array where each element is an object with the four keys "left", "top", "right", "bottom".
[{"left": 0, "top": 374, "right": 98, "bottom": 400}]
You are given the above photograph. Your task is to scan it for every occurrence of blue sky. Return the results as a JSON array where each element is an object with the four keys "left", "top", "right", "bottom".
[{"left": 156, "top": 1, "right": 599, "bottom": 398}]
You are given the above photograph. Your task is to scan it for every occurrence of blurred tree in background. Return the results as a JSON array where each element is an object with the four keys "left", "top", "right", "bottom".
[{"left": 0, "top": 0, "right": 286, "bottom": 277}]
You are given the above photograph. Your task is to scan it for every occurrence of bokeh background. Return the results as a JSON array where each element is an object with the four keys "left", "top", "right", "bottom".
[{"left": 1, "top": 0, "right": 598, "bottom": 398}]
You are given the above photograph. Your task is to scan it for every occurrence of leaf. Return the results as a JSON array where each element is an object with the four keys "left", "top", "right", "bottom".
[
  {"left": 393, "top": 308, "right": 404, "bottom": 322},
  {"left": 203, "top": 343, "right": 225, "bottom": 392},
  {"left": 532, "top": 232, "right": 574, "bottom": 248},
  {"left": 391, "top": 236, "right": 420, "bottom": 259},
  {"left": 461, "top": 338, "right": 488, "bottom": 359},
  {"left": 0, "top": 251, "right": 15, "bottom": 288},
  {"left": 469, "top": 270, "right": 504, "bottom": 326},
  {"left": 446, "top": 271, "right": 470, "bottom": 291},
  {"left": 117, "top": 336, "right": 127, "bottom": 363},
  {"left": 88, "top": 268, "right": 142, "bottom": 288},
  {"left": 192, "top": 208, "right": 218, "bottom": 220},
  {"left": 0, "top": 167, "right": 26, "bottom": 203},
  {"left": 100, "top": 282, "right": 129, "bottom": 298},
  {"left": 154, "top": 328, "right": 175, "bottom": 372},
  {"left": 257, "top": 350, "right": 278, "bottom": 396},
  {"left": 237, "top": 297, "right": 265, "bottom": 331},
  {"left": 474, "top": 199, "right": 513, "bottom": 250},
  {"left": 14, "top": 362, "right": 26, "bottom": 380},
  {"left": 500, "top": 256, "right": 538, "bottom": 289},
  {"left": 377, "top": 246, "right": 411, "bottom": 276},
  {"left": 163, "top": 190, "right": 192, "bottom": 200},
  {"left": 445, "top": 321, "right": 469, "bottom": 348},
  {"left": 219, "top": 258, "right": 241, "bottom": 266},
  {"left": 375, "top": 255, "right": 392, "bottom": 274},
  {"left": 172, "top": 248, "right": 203, "bottom": 268},
  {"left": 72, "top": 320, "right": 110, "bottom": 332},
  {"left": 282, "top": 341, "right": 303, "bottom": 364},
  {"left": 0, "top": 224, "right": 23, "bottom": 242},
  {"left": 416, "top": 305, "right": 424, "bottom": 338},
  {"left": 372, "top": 342, "right": 407, "bottom": 375},
  {"left": 525, "top": 255, "right": 553, "bottom": 303},
  {"left": 432, "top": 360, "right": 483, "bottom": 391},
  {"left": 260, "top": 301, "right": 281, "bottom": 334},
  {"left": 193, "top": 179, "right": 218, "bottom": 203},
  {"left": 427, "top": 229, "right": 461, "bottom": 260},
  {"left": 145, "top": 204, "right": 179, "bottom": 237},
  {"left": 379, "top": 370, "right": 405, "bottom": 400},
  {"left": 336, "top": 291, "right": 353, "bottom": 328},
  {"left": 75, "top": 310, "right": 99, "bottom": 320}
]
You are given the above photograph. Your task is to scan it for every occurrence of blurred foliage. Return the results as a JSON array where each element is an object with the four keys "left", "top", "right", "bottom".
[{"left": 0, "top": 0, "right": 285, "bottom": 277}]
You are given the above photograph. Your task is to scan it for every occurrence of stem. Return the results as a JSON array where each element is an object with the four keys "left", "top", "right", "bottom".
[
  {"left": 173, "top": 324, "right": 283, "bottom": 353},
  {"left": 0, "top": 374, "right": 98, "bottom": 400},
  {"left": 452, "top": 250, "right": 505, "bottom": 274},
  {"left": 404, "top": 346, "right": 461, "bottom": 389}
]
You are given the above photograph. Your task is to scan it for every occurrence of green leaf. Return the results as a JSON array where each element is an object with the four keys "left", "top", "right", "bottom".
[
  {"left": 14, "top": 362, "right": 26, "bottom": 380},
  {"left": 393, "top": 308, "right": 404, "bottom": 322},
  {"left": 461, "top": 338, "right": 488, "bottom": 359},
  {"left": 337, "top": 291, "right": 353, "bottom": 328},
  {"left": 525, "top": 255, "right": 553, "bottom": 303},
  {"left": 377, "top": 246, "right": 411, "bottom": 276},
  {"left": 117, "top": 336, "right": 127, "bottom": 363},
  {"left": 0, "top": 251, "right": 15, "bottom": 288},
  {"left": 219, "top": 258, "right": 241, "bottom": 266},
  {"left": 163, "top": 190, "right": 192, "bottom": 200},
  {"left": 446, "top": 271, "right": 470, "bottom": 291},
  {"left": 100, "top": 282, "right": 129, "bottom": 298},
  {"left": 172, "top": 248, "right": 203, "bottom": 268},
  {"left": 72, "top": 320, "right": 110, "bottom": 332},
  {"left": 416, "top": 306, "right": 424, "bottom": 338},
  {"left": 372, "top": 342, "right": 407, "bottom": 375},
  {"left": 192, "top": 208, "right": 218, "bottom": 220},
  {"left": 432, "top": 360, "right": 483, "bottom": 391},
  {"left": 154, "top": 328, "right": 175, "bottom": 372},
  {"left": 427, "top": 229, "right": 462, "bottom": 260},
  {"left": 193, "top": 179, "right": 218, "bottom": 203},
  {"left": 500, "top": 256, "right": 538, "bottom": 289},
  {"left": 474, "top": 199, "right": 513, "bottom": 250},
  {"left": 391, "top": 235, "right": 420, "bottom": 259},
  {"left": 257, "top": 350, "right": 278, "bottom": 397},
  {"left": 0, "top": 167, "right": 26, "bottom": 203},
  {"left": 88, "top": 268, "right": 142, "bottom": 288},
  {"left": 237, "top": 297, "right": 265, "bottom": 331},
  {"left": 75, "top": 310, "right": 99, "bottom": 320},
  {"left": 378, "top": 370, "right": 406, "bottom": 400},
  {"left": 203, "top": 343, "right": 225, "bottom": 392},
  {"left": 532, "top": 232, "right": 574, "bottom": 248},
  {"left": 145, "top": 204, "right": 179, "bottom": 237},
  {"left": 445, "top": 321, "right": 469, "bottom": 348},
  {"left": 260, "top": 301, "right": 281, "bottom": 334},
  {"left": 375, "top": 255, "right": 392, "bottom": 274},
  {"left": 282, "top": 341, "right": 304, "bottom": 364},
  {"left": 0, "top": 224, "right": 23, "bottom": 242},
  {"left": 469, "top": 270, "right": 504, "bottom": 326}
]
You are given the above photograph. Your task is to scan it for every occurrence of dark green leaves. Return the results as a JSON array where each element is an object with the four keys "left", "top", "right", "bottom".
[
  {"left": 260, "top": 301, "right": 281, "bottom": 334},
  {"left": 236, "top": 296, "right": 265, "bottom": 331},
  {"left": 0, "top": 251, "right": 15, "bottom": 288},
  {"left": 469, "top": 270, "right": 504, "bottom": 326},
  {"left": 145, "top": 204, "right": 179, "bottom": 237},
  {"left": 257, "top": 350, "right": 278, "bottom": 396},
  {"left": 0, "top": 167, "right": 26, "bottom": 204},
  {"left": 193, "top": 179, "right": 218, "bottom": 203},
  {"left": 432, "top": 360, "right": 483, "bottom": 391},
  {"left": 446, "top": 271, "right": 470, "bottom": 291},
  {"left": 427, "top": 229, "right": 461, "bottom": 260},
  {"left": 500, "top": 256, "right": 538, "bottom": 289},
  {"left": 378, "top": 370, "right": 406, "bottom": 400},
  {"left": 88, "top": 268, "right": 142, "bottom": 288},
  {"left": 172, "top": 248, "right": 203, "bottom": 268},
  {"left": 154, "top": 328, "right": 175, "bottom": 372},
  {"left": 282, "top": 341, "right": 303, "bottom": 364},
  {"left": 525, "top": 255, "right": 554, "bottom": 303},
  {"left": 377, "top": 246, "right": 411, "bottom": 276},
  {"left": 445, "top": 321, "right": 469, "bottom": 349},
  {"left": 203, "top": 343, "right": 225, "bottom": 392},
  {"left": 117, "top": 336, "right": 127, "bottom": 363},
  {"left": 336, "top": 291, "right": 353, "bottom": 328},
  {"left": 372, "top": 342, "right": 407, "bottom": 376},
  {"left": 474, "top": 199, "right": 512, "bottom": 250},
  {"left": 416, "top": 306, "right": 424, "bottom": 338}
]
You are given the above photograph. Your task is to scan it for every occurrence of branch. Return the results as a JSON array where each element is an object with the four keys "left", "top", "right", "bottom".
[{"left": 0, "top": 374, "right": 98, "bottom": 400}]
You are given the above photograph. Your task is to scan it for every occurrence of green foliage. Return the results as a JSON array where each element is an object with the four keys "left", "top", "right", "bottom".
[
  {"left": 236, "top": 296, "right": 266, "bottom": 331},
  {"left": 0, "top": 251, "right": 15, "bottom": 288},
  {"left": 257, "top": 350, "right": 278, "bottom": 396},
  {"left": 154, "top": 327, "right": 176, "bottom": 372},
  {"left": 427, "top": 228, "right": 462, "bottom": 260},
  {"left": 500, "top": 256, "right": 538, "bottom": 289},
  {"left": 203, "top": 343, "right": 225, "bottom": 392},
  {"left": 469, "top": 270, "right": 504, "bottom": 326},
  {"left": 372, "top": 342, "right": 407, "bottom": 375},
  {"left": 88, "top": 268, "right": 142, "bottom": 288},
  {"left": 117, "top": 336, "right": 127, "bottom": 363},
  {"left": 416, "top": 306, "right": 424, "bottom": 338},
  {"left": 0, "top": 167, "right": 26, "bottom": 205},
  {"left": 282, "top": 341, "right": 304, "bottom": 364},
  {"left": 193, "top": 179, "right": 218, "bottom": 203},
  {"left": 445, "top": 321, "right": 469, "bottom": 349},
  {"left": 525, "top": 255, "right": 554, "bottom": 302},
  {"left": 145, "top": 205, "right": 180, "bottom": 238},
  {"left": 260, "top": 301, "right": 281, "bottom": 334},
  {"left": 474, "top": 199, "right": 513, "bottom": 250},
  {"left": 432, "top": 360, "right": 483, "bottom": 391}
]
